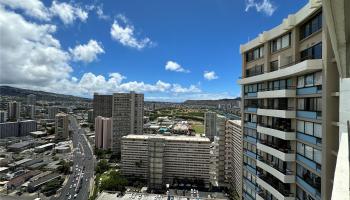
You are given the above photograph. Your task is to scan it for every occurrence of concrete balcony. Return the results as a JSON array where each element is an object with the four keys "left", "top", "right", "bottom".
[
  {"left": 238, "top": 59, "right": 322, "bottom": 85},
  {"left": 257, "top": 176, "right": 295, "bottom": 200},
  {"left": 257, "top": 108, "right": 296, "bottom": 118},
  {"left": 257, "top": 125, "right": 296, "bottom": 140},
  {"left": 257, "top": 160, "right": 295, "bottom": 183},
  {"left": 256, "top": 193, "right": 265, "bottom": 200},
  {"left": 257, "top": 89, "right": 296, "bottom": 98},
  {"left": 257, "top": 142, "right": 295, "bottom": 162}
]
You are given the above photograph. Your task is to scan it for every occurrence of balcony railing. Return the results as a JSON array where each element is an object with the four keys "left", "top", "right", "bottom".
[
  {"left": 258, "top": 173, "right": 294, "bottom": 198},
  {"left": 258, "top": 105, "right": 294, "bottom": 111},
  {"left": 279, "top": 55, "right": 314, "bottom": 69},
  {"left": 258, "top": 139, "right": 294, "bottom": 154},
  {"left": 258, "top": 86, "right": 296, "bottom": 92},
  {"left": 258, "top": 123, "right": 294, "bottom": 132},
  {"left": 258, "top": 156, "right": 293, "bottom": 175}
]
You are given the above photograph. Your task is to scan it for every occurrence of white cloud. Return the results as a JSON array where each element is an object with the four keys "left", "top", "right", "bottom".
[
  {"left": 69, "top": 40, "right": 104, "bottom": 63},
  {"left": 0, "top": 0, "right": 89, "bottom": 24},
  {"left": 171, "top": 84, "right": 201, "bottom": 93},
  {"left": 96, "top": 5, "right": 109, "bottom": 20},
  {"left": 50, "top": 1, "right": 88, "bottom": 24},
  {"left": 203, "top": 71, "right": 218, "bottom": 80},
  {"left": 110, "top": 15, "right": 154, "bottom": 50},
  {"left": 0, "top": 5, "right": 71, "bottom": 85},
  {"left": 165, "top": 61, "right": 189, "bottom": 73},
  {"left": 0, "top": 0, "right": 50, "bottom": 20},
  {"left": 245, "top": 0, "right": 276, "bottom": 16}
]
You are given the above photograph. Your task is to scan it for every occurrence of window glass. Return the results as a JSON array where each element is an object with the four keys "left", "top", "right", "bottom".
[
  {"left": 313, "top": 43, "right": 322, "bottom": 59},
  {"left": 280, "top": 80, "right": 286, "bottom": 89},
  {"left": 316, "top": 98, "right": 322, "bottom": 111},
  {"left": 297, "top": 142, "right": 304, "bottom": 155},
  {"left": 297, "top": 76, "right": 304, "bottom": 88},
  {"left": 306, "top": 74, "right": 314, "bottom": 86},
  {"left": 297, "top": 99, "right": 305, "bottom": 110},
  {"left": 287, "top": 79, "right": 293, "bottom": 88},
  {"left": 314, "top": 149, "right": 322, "bottom": 164},
  {"left": 305, "top": 145, "right": 313, "bottom": 160},
  {"left": 297, "top": 120, "right": 304, "bottom": 132},
  {"left": 305, "top": 122, "right": 313, "bottom": 135},
  {"left": 314, "top": 123, "right": 322, "bottom": 138},
  {"left": 282, "top": 34, "right": 290, "bottom": 48},
  {"left": 315, "top": 71, "right": 322, "bottom": 85}
]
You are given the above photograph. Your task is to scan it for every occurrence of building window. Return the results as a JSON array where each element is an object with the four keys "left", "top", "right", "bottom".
[
  {"left": 297, "top": 142, "right": 322, "bottom": 164},
  {"left": 300, "top": 42, "right": 322, "bottom": 61},
  {"left": 246, "top": 65, "right": 264, "bottom": 77},
  {"left": 300, "top": 12, "right": 322, "bottom": 40},
  {"left": 297, "top": 76, "right": 305, "bottom": 88},
  {"left": 315, "top": 71, "right": 322, "bottom": 85},
  {"left": 246, "top": 46, "right": 264, "bottom": 62},
  {"left": 271, "top": 32, "right": 291, "bottom": 52},
  {"left": 270, "top": 60, "right": 278, "bottom": 72}
]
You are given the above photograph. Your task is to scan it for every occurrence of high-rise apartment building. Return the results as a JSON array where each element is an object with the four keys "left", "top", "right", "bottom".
[
  {"left": 48, "top": 106, "right": 59, "bottom": 119},
  {"left": 0, "top": 111, "right": 7, "bottom": 123},
  {"left": 26, "top": 94, "right": 36, "bottom": 105},
  {"left": 238, "top": 1, "right": 345, "bottom": 200},
  {"left": 121, "top": 134, "right": 211, "bottom": 190},
  {"left": 95, "top": 116, "right": 112, "bottom": 150},
  {"left": 55, "top": 113, "right": 69, "bottom": 140},
  {"left": 26, "top": 105, "right": 35, "bottom": 119},
  {"left": 112, "top": 92, "right": 143, "bottom": 155},
  {"left": 225, "top": 120, "right": 242, "bottom": 199},
  {"left": 93, "top": 93, "right": 113, "bottom": 120},
  {"left": 7, "top": 101, "right": 21, "bottom": 121},
  {"left": 204, "top": 112, "right": 218, "bottom": 141},
  {"left": 88, "top": 109, "right": 94, "bottom": 123}
]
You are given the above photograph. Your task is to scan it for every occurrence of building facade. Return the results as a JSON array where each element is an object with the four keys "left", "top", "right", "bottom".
[
  {"left": 7, "top": 101, "right": 21, "bottom": 121},
  {"left": 204, "top": 112, "right": 217, "bottom": 141},
  {"left": 93, "top": 93, "right": 113, "bottom": 120},
  {"left": 48, "top": 106, "right": 59, "bottom": 119},
  {"left": 121, "top": 134, "right": 211, "bottom": 190},
  {"left": 0, "top": 111, "right": 7, "bottom": 123},
  {"left": 26, "top": 94, "right": 36, "bottom": 106},
  {"left": 0, "top": 120, "right": 36, "bottom": 139},
  {"left": 238, "top": 1, "right": 340, "bottom": 200},
  {"left": 225, "top": 120, "right": 242, "bottom": 199},
  {"left": 55, "top": 113, "right": 69, "bottom": 140},
  {"left": 112, "top": 92, "right": 144, "bottom": 155},
  {"left": 95, "top": 116, "right": 112, "bottom": 150}
]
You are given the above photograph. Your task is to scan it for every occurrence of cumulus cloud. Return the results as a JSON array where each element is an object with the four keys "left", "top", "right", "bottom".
[
  {"left": 0, "top": 0, "right": 89, "bottom": 24},
  {"left": 50, "top": 1, "right": 88, "bottom": 24},
  {"left": 0, "top": 0, "right": 50, "bottom": 20},
  {"left": 203, "top": 71, "right": 218, "bottom": 80},
  {"left": 69, "top": 40, "right": 104, "bottom": 63},
  {"left": 0, "top": 5, "right": 71, "bottom": 85},
  {"left": 110, "top": 15, "right": 154, "bottom": 50},
  {"left": 245, "top": 0, "right": 276, "bottom": 16},
  {"left": 171, "top": 84, "right": 201, "bottom": 93},
  {"left": 96, "top": 5, "right": 109, "bottom": 20},
  {"left": 165, "top": 61, "right": 190, "bottom": 73}
]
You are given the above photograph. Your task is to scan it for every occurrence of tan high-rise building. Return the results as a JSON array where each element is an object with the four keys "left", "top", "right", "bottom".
[
  {"left": 121, "top": 134, "right": 211, "bottom": 190},
  {"left": 48, "top": 106, "right": 59, "bottom": 119},
  {"left": 55, "top": 113, "right": 69, "bottom": 140},
  {"left": 95, "top": 116, "right": 112, "bottom": 150},
  {"left": 112, "top": 92, "right": 144, "bottom": 156},
  {"left": 7, "top": 101, "right": 21, "bottom": 121},
  {"left": 238, "top": 1, "right": 348, "bottom": 200},
  {"left": 26, "top": 94, "right": 36, "bottom": 106},
  {"left": 204, "top": 112, "right": 217, "bottom": 141}
]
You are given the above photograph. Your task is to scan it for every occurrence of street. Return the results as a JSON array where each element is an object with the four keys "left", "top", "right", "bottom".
[{"left": 54, "top": 116, "right": 95, "bottom": 200}]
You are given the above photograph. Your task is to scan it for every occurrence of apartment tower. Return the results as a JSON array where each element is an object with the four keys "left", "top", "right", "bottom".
[
  {"left": 7, "top": 101, "right": 21, "bottom": 121},
  {"left": 55, "top": 113, "right": 69, "bottom": 140},
  {"left": 238, "top": 1, "right": 345, "bottom": 200},
  {"left": 95, "top": 116, "right": 112, "bottom": 150},
  {"left": 93, "top": 93, "right": 113, "bottom": 120},
  {"left": 112, "top": 92, "right": 144, "bottom": 155}
]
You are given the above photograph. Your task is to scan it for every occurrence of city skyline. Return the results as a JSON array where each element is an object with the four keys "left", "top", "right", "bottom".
[{"left": 0, "top": 0, "right": 308, "bottom": 102}]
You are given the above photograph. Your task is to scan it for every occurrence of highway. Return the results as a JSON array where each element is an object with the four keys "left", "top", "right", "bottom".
[{"left": 54, "top": 116, "right": 95, "bottom": 200}]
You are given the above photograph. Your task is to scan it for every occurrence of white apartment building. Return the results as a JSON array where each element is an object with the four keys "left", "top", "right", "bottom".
[
  {"left": 112, "top": 92, "right": 144, "bottom": 156},
  {"left": 121, "top": 134, "right": 211, "bottom": 190},
  {"left": 238, "top": 1, "right": 349, "bottom": 200},
  {"left": 225, "top": 120, "right": 242, "bottom": 199}
]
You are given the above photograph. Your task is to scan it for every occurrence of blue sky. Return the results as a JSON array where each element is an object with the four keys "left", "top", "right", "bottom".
[{"left": 0, "top": 0, "right": 308, "bottom": 101}]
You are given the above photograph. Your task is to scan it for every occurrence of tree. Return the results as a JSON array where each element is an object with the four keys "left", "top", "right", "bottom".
[
  {"left": 100, "top": 171, "right": 127, "bottom": 192},
  {"left": 95, "top": 159, "right": 109, "bottom": 174}
]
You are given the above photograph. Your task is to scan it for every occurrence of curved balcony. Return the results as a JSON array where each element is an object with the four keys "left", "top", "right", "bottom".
[
  {"left": 257, "top": 140, "right": 295, "bottom": 162},
  {"left": 257, "top": 88, "right": 296, "bottom": 99},
  {"left": 257, "top": 124, "right": 296, "bottom": 140},
  {"left": 257, "top": 174, "right": 295, "bottom": 200},
  {"left": 257, "top": 107, "right": 295, "bottom": 118},
  {"left": 237, "top": 59, "right": 322, "bottom": 85},
  {"left": 257, "top": 157, "right": 295, "bottom": 183}
]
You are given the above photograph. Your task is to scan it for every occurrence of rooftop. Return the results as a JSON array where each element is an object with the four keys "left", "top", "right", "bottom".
[
  {"left": 8, "top": 141, "right": 35, "bottom": 149},
  {"left": 123, "top": 134, "right": 210, "bottom": 142}
]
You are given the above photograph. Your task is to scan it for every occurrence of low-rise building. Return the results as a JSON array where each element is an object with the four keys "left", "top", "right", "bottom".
[
  {"left": 27, "top": 173, "right": 61, "bottom": 192},
  {"left": 34, "top": 143, "right": 55, "bottom": 153},
  {"left": 7, "top": 141, "right": 36, "bottom": 152}
]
